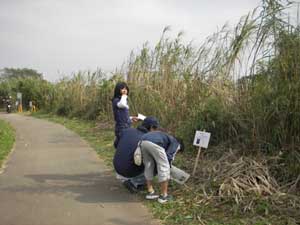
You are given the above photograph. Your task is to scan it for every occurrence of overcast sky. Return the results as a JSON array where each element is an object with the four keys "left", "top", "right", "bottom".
[{"left": 0, "top": 0, "right": 269, "bottom": 81}]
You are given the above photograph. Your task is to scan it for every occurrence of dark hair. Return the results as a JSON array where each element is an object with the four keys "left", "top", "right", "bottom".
[
  {"left": 112, "top": 82, "right": 129, "bottom": 100},
  {"left": 142, "top": 116, "right": 159, "bottom": 131},
  {"left": 144, "top": 123, "right": 159, "bottom": 131}
]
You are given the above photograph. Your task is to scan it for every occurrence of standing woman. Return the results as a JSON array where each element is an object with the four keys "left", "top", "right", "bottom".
[{"left": 112, "top": 82, "right": 138, "bottom": 148}]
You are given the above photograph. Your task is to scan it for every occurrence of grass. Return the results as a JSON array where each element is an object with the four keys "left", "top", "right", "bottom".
[
  {"left": 0, "top": 1, "right": 298, "bottom": 223},
  {"left": 29, "top": 111, "right": 299, "bottom": 225},
  {"left": 0, "top": 119, "right": 15, "bottom": 167},
  {"left": 145, "top": 183, "right": 298, "bottom": 225}
]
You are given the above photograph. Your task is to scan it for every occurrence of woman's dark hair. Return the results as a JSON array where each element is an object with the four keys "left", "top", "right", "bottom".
[{"left": 112, "top": 82, "right": 129, "bottom": 100}]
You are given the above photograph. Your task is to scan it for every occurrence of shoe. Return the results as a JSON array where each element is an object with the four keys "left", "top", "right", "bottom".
[
  {"left": 145, "top": 191, "right": 159, "bottom": 200},
  {"left": 137, "top": 184, "right": 146, "bottom": 191},
  {"left": 158, "top": 195, "right": 173, "bottom": 204},
  {"left": 123, "top": 180, "right": 138, "bottom": 193}
]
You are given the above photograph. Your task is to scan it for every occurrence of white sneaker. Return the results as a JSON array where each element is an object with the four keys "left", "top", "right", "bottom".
[
  {"left": 158, "top": 195, "right": 173, "bottom": 204},
  {"left": 145, "top": 191, "right": 159, "bottom": 200}
]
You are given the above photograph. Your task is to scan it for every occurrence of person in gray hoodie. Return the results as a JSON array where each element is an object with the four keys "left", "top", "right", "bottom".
[{"left": 140, "top": 118, "right": 184, "bottom": 204}]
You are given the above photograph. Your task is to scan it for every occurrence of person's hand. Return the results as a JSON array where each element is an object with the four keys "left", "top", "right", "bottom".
[{"left": 131, "top": 116, "right": 139, "bottom": 122}]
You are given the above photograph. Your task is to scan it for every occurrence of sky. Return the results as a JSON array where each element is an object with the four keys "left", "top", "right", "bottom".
[{"left": 0, "top": 0, "right": 277, "bottom": 82}]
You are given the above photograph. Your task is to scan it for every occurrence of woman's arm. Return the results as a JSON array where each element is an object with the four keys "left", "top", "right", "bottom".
[{"left": 117, "top": 95, "right": 129, "bottom": 109}]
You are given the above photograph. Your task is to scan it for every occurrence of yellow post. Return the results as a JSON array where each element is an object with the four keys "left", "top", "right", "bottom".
[{"left": 18, "top": 104, "right": 23, "bottom": 113}]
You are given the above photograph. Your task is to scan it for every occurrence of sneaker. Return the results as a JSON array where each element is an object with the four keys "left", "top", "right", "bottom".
[
  {"left": 145, "top": 191, "right": 159, "bottom": 200},
  {"left": 123, "top": 180, "right": 138, "bottom": 193},
  {"left": 158, "top": 195, "right": 173, "bottom": 204}
]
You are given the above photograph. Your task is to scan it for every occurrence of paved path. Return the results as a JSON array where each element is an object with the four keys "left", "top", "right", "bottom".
[{"left": 0, "top": 113, "right": 159, "bottom": 225}]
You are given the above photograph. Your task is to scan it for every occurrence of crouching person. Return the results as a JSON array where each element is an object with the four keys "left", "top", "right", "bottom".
[
  {"left": 140, "top": 119, "right": 184, "bottom": 203},
  {"left": 113, "top": 117, "right": 160, "bottom": 193}
]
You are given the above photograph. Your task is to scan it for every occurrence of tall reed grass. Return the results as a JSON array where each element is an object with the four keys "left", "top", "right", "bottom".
[{"left": 1, "top": 0, "right": 299, "bottom": 184}]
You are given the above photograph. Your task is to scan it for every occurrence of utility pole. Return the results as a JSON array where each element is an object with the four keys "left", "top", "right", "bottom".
[{"left": 297, "top": 2, "right": 300, "bottom": 28}]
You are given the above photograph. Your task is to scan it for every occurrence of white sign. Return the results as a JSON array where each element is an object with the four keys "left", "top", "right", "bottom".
[
  {"left": 193, "top": 131, "right": 211, "bottom": 148},
  {"left": 170, "top": 165, "right": 190, "bottom": 185},
  {"left": 17, "top": 92, "right": 22, "bottom": 99},
  {"left": 137, "top": 113, "right": 146, "bottom": 120}
]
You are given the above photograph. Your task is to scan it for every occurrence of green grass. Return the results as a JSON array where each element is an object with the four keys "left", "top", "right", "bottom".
[
  {"left": 0, "top": 119, "right": 15, "bottom": 167},
  {"left": 30, "top": 112, "right": 299, "bottom": 225},
  {"left": 143, "top": 185, "right": 298, "bottom": 225}
]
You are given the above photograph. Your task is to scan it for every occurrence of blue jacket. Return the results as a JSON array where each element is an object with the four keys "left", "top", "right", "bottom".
[
  {"left": 112, "top": 97, "right": 131, "bottom": 132},
  {"left": 113, "top": 126, "right": 147, "bottom": 178},
  {"left": 141, "top": 131, "right": 180, "bottom": 163}
]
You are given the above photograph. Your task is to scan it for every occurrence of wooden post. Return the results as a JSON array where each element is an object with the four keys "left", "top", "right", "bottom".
[{"left": 192, "top": 145, "right": 202, "bottom": 176}]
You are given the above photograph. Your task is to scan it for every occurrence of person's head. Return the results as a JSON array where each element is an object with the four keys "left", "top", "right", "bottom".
[
  {"left": 142, "top": 116, "right": 159, "bottom": 131},
  {"left": 113, "top": 82, "right": 129, "bottom": 99}
]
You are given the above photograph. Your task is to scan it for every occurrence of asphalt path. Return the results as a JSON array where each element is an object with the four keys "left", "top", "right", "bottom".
[{"left": 0, "top": 113, "right": 159, "bottom": 225}]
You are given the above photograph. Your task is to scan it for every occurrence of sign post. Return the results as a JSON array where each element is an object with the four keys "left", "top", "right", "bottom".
[
  {"left": 192, "top": 145, "right": 202, "bottom": 176},
  {"left": 192, "top": 130, "right": 211, "bottom": 176}
]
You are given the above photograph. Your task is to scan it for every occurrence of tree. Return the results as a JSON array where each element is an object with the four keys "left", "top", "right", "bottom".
[{"left": 0, "top": 68, "right": 43, "bottom": 80}]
